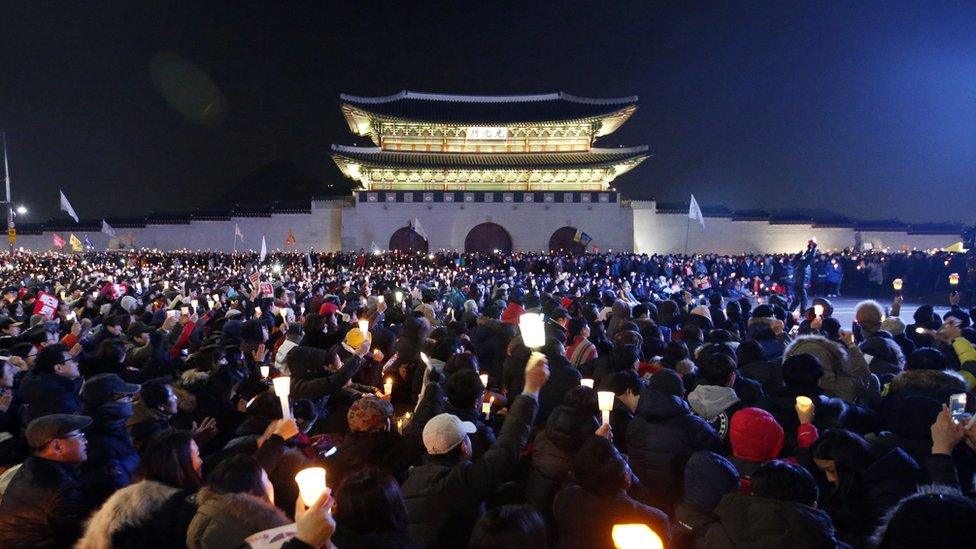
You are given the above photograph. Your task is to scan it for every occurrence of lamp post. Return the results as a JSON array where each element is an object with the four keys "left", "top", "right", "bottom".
[{"left": 2, "top": 132, "right": 13, "bottom": 254}]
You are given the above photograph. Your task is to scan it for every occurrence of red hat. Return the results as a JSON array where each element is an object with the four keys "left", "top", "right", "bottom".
[
  {"left": 319, "top": 302, "right": 340, "bottom": 316},
  {"left": 729, "top": 407, "right": 784, "bottom": 463}
]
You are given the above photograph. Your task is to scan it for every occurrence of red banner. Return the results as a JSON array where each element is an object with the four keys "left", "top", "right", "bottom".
[
  {"left": 33, "top": 292, "right": 59, "bottom": 318},
  {"left": 52, "top": 234, "right": 65, "bottom": 248}
]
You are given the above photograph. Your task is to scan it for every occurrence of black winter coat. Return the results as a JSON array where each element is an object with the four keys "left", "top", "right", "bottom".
[
  {"left": 627, "top": 387, "right": 720, "bottom": 505},
  {"left": 705, "top": 492, "right": 845, "bottom": 549},
  {"left": 82, "top": 404, "right": 140, "bottom": 504},
  {"left": 0, "top": 456, "right": 95, "bottom": 548},
  {"left": 552, "top": 485, "right": 670, "bottom": 549},
  {"left": 401, "top": 393, "right": 538, "bottom": 549},
  {"left": 18, "top": 371, "right": 83, "bottom": 421},
  {"left": 537, "top": 354, "right": 581, "bottom": 425}
]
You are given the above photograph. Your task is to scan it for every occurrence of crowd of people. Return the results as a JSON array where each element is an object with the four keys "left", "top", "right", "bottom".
[{"left": 0, "top": 244, "right": 973, "bottom": 548}]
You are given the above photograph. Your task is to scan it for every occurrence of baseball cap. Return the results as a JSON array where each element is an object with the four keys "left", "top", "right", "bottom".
[
  {"left": 422, "top": 413, "right": 477, "bottom": 455},
  {"left": 81, "top": 373, "right": 140, "bottom": 404},
  {"left": 347, "top": 397, "right": 394, "bottom": 433},
  {"left": 25, "top": 414, "right": 92, "bottom": 449}
]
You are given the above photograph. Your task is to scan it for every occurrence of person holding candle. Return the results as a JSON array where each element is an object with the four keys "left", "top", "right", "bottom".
[
  {"left": 537, "top": 337, "right": 583, "bottom": 425},
  {"left": 326, "top": 397, "right": 417, "bottom": 489},
  {"left": 727, "top": 405, "right": 819, "bottom": 493},
  {"left": 401, "top": 351, "right": 549, "bottom": 548}
]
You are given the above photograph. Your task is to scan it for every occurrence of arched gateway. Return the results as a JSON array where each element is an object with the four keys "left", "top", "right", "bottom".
[{"left": 464, "top": 223, "right": 512, "bottom": 254}]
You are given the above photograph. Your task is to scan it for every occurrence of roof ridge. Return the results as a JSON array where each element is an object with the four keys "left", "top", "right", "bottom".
[
  {"left": 339, "top": 90, "right": 637, "bottom": 105},
  {"left": 331, "top": 144, "right": 649, "bottom": 156}
]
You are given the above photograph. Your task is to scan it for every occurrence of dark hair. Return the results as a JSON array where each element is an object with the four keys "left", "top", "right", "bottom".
[
  {"left": 697, "top": 352, "right": 737, "bottom": 386},
  {"left": 561, "top": 385, "right": 600, "bottom": 417},
  {"left": 207, "top": 455, "right": 267, "bottom": 499},
  {"left": 139, "top": 430, "right": 201, "bottom": 490},
  {"left": 750, "top": 460, "right": 819, "bottom": 505},
  {"left": 443, "top": 351, "right": 479, "bottom": 377},
  {"left": 10, "top": 342, "right": 35, "bottom": 360},
  {"left": 140, "top": 377, "right": 174, "bottom": 411},
  {"left": 34, "top": 344, "right": 70, "bottom": 374},
  {"left": 608, "top": 369, "right": 641, "bottom": 396},
  {"left": 567, "top": 317, "right": 590, "bottom": 339},
  {"left": 469, "top": 505, "right": 547, "bottom": 549},
  {"left": 444, "top": 370, "right": 484, "bottom": 410},
  {"left": 549, "top": 307, "right": 570, "bottom": 322},
  {"left": 573, "top": 436, "right": 629, "bottom": 496},
  {"left": 906, "top": 347, "right": 948, "bottom": 371},
  {"left": 97, "top": 339, "right": 126, "bottom": 363},
  {"left": 873, "top": 487, "right": 976, "bottom": 549},
  {"left": 810, "top": 429, "right": 872, "bottom": 496},
  {"left": 632, "top": 304, "right": 649, "bottom": 318},
  {"left": 735, "top": 340, "right": 765, "bottom": 367},
  {"left": 334, "top": 469, "right": 408, "bottom": 534}
]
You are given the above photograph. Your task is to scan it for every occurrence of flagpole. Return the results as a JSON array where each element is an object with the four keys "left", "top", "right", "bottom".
[{"left": 2, "top": 132, "right": 13, "bottom": 254}]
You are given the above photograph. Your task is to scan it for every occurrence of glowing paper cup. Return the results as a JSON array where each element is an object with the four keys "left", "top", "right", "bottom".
[
  {"left": 260, "top": 366, "right": 270, "bottom": 379},
  {"left": 294, "top": 467, "right": 327, "bottom": 507},
  {"left": 358, "top": 319, "right": 369, "bottom": 334},
  {"left": 598, "top": 391, "right": 615, "bottom": 425},
  {"left": 272, "top": 376, "right": 291, "bottom": 419},
  {"left": 581, "top": 378, "right": 594, "bottom": 388},
  {"left": 949, "top": 273, "right": 960, "bottom": 286},
  {"left": 814, "top": 304, "right": 824, "bottom": 317},
  {"left": 384, "top": 377, "right": 393, "bottom": 396},
  {"left": 611, "top": 523, "right": 664, "bottom": 549},
  {"left": 479, "top": 373, "right": 489, "bottom": 387},
  {"left": 796, "top": 396, "right": 813, "bottom": 413},
  {"left": 519, "top": 313, "right": 546, "bottom": 349},
  {"left": 892, "top": 278, "right": 903, "bottom": 291}
]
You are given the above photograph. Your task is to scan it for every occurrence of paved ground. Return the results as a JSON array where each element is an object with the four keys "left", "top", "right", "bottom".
[{"left": 802, "top": 295, "right": 949, "bottom": 327}]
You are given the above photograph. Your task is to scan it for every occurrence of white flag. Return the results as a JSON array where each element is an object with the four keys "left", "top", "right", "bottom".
[
  {"left": 688, "top": 194, "right": 705, "bottom": 230},
  {"left": 370, "top": 240, "right": 381, "bottom": 253},
  {"left": 234, "top": 223, "right": 244, "bottom": 242},
  {"left": 259, "top": 235, "right": 267, "bottom": 262},
  {"left": 101, "top": 219, "right": 116, "bottom": 237},
  {"left": 60, "top": 190, "right": 79, "bottom": 223},
  {"left": 410, "top": 218, "right": 429, "bottom": 241}
]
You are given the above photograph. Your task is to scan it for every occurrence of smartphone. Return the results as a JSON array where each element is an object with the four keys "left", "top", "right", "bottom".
[
  {"left": 950, "top": 393, "right": 967, "bottom": 422},
  {"left": 789, "top": 324, "right": 800, "bottom": 336}
]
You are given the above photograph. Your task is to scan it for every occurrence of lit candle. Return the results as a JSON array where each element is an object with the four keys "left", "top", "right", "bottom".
[
  {"left": 581, "top": 378, "right": 594, "bottom": 388},
  {"left": 358, "top": 319, "right": 369, "bottom": 334},
  {"left": 949, "top": 273, "right": 960, "bottom": 287},
  {"left": 814, "top": 304, "right": 824, "bottom": 317},
  {"left": 892, "top": 278, "right": 903, "bottom": 291},
  {"left": 294, "top": 467, "right": 327, "bottom": 507},
  {"left": 190, "top": 299, "right": 198, "bottom": 311},
  {"left": 384, "top": 377, "right": 393, "bottom": 396},
  {"left": 611, "top": 523, "right": 664, "bottom": 549},
  {"left": 598, "top": 391, "right": 615, "bottom": 425},
  {"left": 482, "top": 396, "right": 493, "bottom": 416},
  {"left": 519, "top": 312, "right": 546, "bottom": 349},
  {"left": 796, "top": 396, "right": 813, "bottom": 413},
  {"left": 395, "top": 291, "right": 403, "bottom": 303},
  {"left": 272, "top": 376, "right": 291, "bottom": 419},
  {"left": 260, "top": 366, "right": 270, "bottom": 379},
  {"left": 479, "top": 373, "right": 489, "bottom": 387}
]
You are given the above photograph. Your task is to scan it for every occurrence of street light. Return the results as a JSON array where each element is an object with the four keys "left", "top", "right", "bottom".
[{"left": 15, "top": 205, "right": 26, "bottom": 215}]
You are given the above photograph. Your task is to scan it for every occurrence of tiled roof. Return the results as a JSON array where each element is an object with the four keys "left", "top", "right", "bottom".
[
  {"left": 339, "top": 90, "right": 638, "bottom": 123},
  {"left": 331, "top": 145, "right": 649, "bottom": 170}
]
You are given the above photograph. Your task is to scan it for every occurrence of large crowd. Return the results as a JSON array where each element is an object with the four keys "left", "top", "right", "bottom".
[{"left": 0, "top": 243, "right": 974, "bottom": 548}]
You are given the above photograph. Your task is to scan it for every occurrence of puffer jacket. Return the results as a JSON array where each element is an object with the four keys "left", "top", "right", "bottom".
[
  {"left": 186, "top": 487, "right": 290, "bottom": 549},
  {"left": 673, "top": 451, "right": 740, "bottom": 549},
  {"left": 626, "top": 387, "right": 720, "bottom": 504},
  {"left": 688, "top": 385, "right": 743, "bottom": 449},
  {"left": 0, "top": 456, "right": 95, "bottom": 548},
  {"left": 783, "top": 335, "right": 877, "bottom": 404},
  {"left": 82, "top": 402, "right": 141, "bottom": 504},
  {"left": 705, "top": 492, "right": 845, "bottom": 549},
  {"left": 552, "top": 484, "right": 670, "bottom": 549}
]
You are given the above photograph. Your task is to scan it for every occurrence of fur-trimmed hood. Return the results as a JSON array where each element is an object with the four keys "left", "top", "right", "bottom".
[
  {"left": 888, "top": 368, "right": 967, "bottom": 395},
  {"left": 187, "top": 487, "right": 290, "bottom": 549},
  {"left": 783, "top": 334, "right": 846, "bottom": 373},
  {"left": 77, "top": 480, "right": 180, "bottom": 549}
]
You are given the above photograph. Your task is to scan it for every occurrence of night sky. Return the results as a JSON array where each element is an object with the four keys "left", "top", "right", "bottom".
[{"left": 2, "top": 1, "right": 975, "bottom": 225}]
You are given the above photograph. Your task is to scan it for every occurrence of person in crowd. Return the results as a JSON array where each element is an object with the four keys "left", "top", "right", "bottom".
[
  {"left": 325, "top": 396, "right": 416, "bottom": 488},
  {"left": 0, "top": 414, "right": 95, "bottom": 548},
  {"left": 401, "top": 352, "right": 547, "bottom": 548},
  {"left": 672, "top": 451, "right": 740, "bottom": 548},
  {"left": 469, "top": 505, "right": 547, "bottom": 549},
  {"left": 870, "top": 485, "right": 976, "bottom": 548},
  {"left": 80, "top": 373, "right": 141, "bottom": 503},
  {"left": 332, "top": 468, "right": 422, "bottom": 548},
  {"left": 19, "top": 343, "right": 84, "bottom": 420}
]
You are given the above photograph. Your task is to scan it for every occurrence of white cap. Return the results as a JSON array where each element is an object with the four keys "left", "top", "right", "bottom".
[{"left": 422, "top": 413, "right": 477, "bottom": 455}]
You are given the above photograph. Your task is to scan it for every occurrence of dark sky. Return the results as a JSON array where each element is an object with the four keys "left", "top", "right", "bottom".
[{"left": 2, "top": 1, "right": 975, "bottom": 224}]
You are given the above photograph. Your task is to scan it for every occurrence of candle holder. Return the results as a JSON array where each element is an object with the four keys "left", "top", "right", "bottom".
[
  {"left": 581, "top": 378, "right": 594, "bottom": 388},
  {"left": 272, "top": 376, "right": 291, "bottom": 419},
  {"left": 260, "top": 365, "right": 270, "bottom": 379},
  {"left": 294, "top": 467, "right": 326, "bottom": 507},
  {"left": 519, "top": 313, "right": 546, "bottom": 349},
  {"left": 598, "top": 391, "right": 615, "bottom": 425}
]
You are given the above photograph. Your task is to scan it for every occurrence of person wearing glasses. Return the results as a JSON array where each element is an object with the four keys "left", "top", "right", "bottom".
[
  {"left": 0, "top": 414, "right": 96, "bottom": 548},
  {"left": 18, "top": 344, "right": 84, "bottom": 422}
]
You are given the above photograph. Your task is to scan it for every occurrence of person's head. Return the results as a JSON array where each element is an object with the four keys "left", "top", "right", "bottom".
[
  {"left": 34, "top": 343, "right": 80, "bottom": 380},
  {"left": 444, "top": 370, "right": 484, "bottom": 411},
  {"left": 346, "top": 396, "right": 393, "bottom": 434},
  {"left": 10, "top": 342, "right": 37, "bottom": 368},
  {"left": 855, "top": 300, "right": 884, "bottom": 336},
  {"left": 632, "top": 303, "right": 649, "bottom": 319},
  {"left": 782, "top": 353, "right": 824, "bottom": 388},
  {"left": 104, "top": 315, "right": 124, "bottom": 336},
  {"left": 567, "top": 317, "right": 590, "bottom": 340},
  {"left": 81, "top": 373, "right": 139, "bottom": 410},
  {"left": 811, "top": 429, "right": 872, "bottom": 492},
  {"left": 550, "top": 307, "right": 571, "bottom": 328},
  {"left": 608, "top": 369, "right": 642, "bottom": 413},
  {"left": 750, "top": 460, "right": 819, "bottom": 506},
  {"left": 469, "top": 505, "right": 547, "bottom": 549},
  {"left": 139, "top": 430, "right": 203, "bottom": 489},
  {"left": 574, "top": 436, "right": 631, "bottom": 496},
  {"left": 0, "top": 355, "right": 16, "bottom": 387},
  {"left": 872, "top": 486, "right": 976, "bottom": 549},
  {"left": 729, "top": 407, "right": 784, "bottom": 463},
  {"left": 207, "top": 454, "right": 274, "bottom": 504},
  {"left": 26, "top": 414, "right": 91, "bottom": 464},
  {"left": 906, "top": 347, "right": 948, "bottom": 371},
  {"left": 140, "top": 377, "right": 179, "bottom": 416},
  {"left": 561, "top": 385, "right": 600, "bottom": 417},
  {"left": 735, "top": 340, "right": 765, "bottom": 367},
  {"left": 422, "top": 413, "right": 476, "bottom": 461},
  {"left": 0, "top": 316, "right": 22, "bottom": 336},
  {"left": 334, "top": 469, "right": 409, "bottom": 535},
  {"left": 443, "top": 351, "right": 479, "bottom": 377},
  {"left": 697, "top": 351, "right": 737, "bottom": 387}
]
